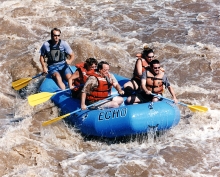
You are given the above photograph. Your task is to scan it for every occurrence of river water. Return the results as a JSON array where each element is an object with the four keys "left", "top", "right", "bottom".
[{"left": 0, "top": 0, "right": 220, "bottom": 176}]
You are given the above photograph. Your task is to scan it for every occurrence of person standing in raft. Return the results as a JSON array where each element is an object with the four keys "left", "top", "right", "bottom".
[
  {"left": 126, "top": 59, "right": 178, "bottom": 104},
  {"left": 123, "top": 46, "right": 164, "bottom": 96},
  {"left": 81, "top": 61, "right": 124, "bottom": 110},
  {"left": 68, "top": 58, "right": 98, "bottom": 98},
  {"left": 39, "top": 28, "right": 75, "bottom": 90}
]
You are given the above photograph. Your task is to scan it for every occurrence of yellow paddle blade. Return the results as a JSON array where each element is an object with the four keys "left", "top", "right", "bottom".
[
  {"left": 188, "top": 105, "right": 208, "bottom": 112},
  {"left": 12, "top": 78, "right": 32, "bottom": 90},
  {"left": 42, "top": 113, "right": 71, "bottom": 126},
  {"left": 28, "top": 92, "right": 55, "bottom": 106}
]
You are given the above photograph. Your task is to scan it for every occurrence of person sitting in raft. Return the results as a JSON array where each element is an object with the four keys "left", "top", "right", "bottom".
[
  {"left": 68, "top": 58, "right": 98, "bottom": 98},
  {"left": 39, "top": 28, "right": 75, "bottom": 90},
  {"left": 123, "top": 46, "right": 157, "bottom": 96},
  {"left": 126, "top": 59, "right": 178, "bottom": 104},
  {"left": 81, "top": 61, "right": 124, "bottom": 110}
]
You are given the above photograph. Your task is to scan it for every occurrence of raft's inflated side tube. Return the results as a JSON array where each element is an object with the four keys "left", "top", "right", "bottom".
[
  {"left": 39, "top": 66, "right": 180, "bottom": 138},
  {"left": 70, "top": 100, "right": 180, "bottom": 138}
]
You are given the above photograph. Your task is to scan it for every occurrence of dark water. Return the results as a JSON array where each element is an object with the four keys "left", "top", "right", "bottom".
[{"left": 0, "top": 0, "right": 219, "bottom": 176}]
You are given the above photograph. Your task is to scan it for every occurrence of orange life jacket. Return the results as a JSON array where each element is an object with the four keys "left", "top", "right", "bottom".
[
  {"left": 135, "top": 54, "right": 165, "bottom": 73},
  {"left": 133, "top": 57, "right": 149, "bottom": 80},
  {"left": 86, "top": 72, "right": 113, "bottom": 101},
  {"left": 145, "top": 70, "right": 164, "bottom": 94}
]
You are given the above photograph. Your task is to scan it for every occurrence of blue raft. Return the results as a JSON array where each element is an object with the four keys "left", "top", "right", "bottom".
[{"left": 39, "top": 66, "right": 180, "bottom": 138}]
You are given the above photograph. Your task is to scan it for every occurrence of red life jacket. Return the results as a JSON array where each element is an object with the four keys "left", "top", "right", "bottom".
[
  {"left": 133, "top": 58, "right": 149, "bottom": 80},
  {"left": 75, "top": 62, "right": 85, "bottom": 68},
  {"left": 86, "top": 72, "right": 113, "bottom": 101},
  {"left": 145, "top": 70, "right": 164, "bottom": 94},
  {"left": 73, "top": 62, "right": 95, "bottom": 90}
]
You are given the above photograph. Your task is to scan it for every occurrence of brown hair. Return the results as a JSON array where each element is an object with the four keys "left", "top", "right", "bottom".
[
  {"left": 150, "top": 59, "right": 160, "bottom": 68},
  {"left": 97, "top": 61, "right": 109, "bottom": 71},
  {"left": 51, "top": 28, "right": 61, "bottom": 38},
  {"left": 85, "top": 58, "right": 98, "bottom": 66},
  {"left": 141, "top": 47, "right": 154, "bottom": 59}
]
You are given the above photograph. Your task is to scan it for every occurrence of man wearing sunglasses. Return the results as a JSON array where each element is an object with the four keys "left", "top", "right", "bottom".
[
  {"left": 39, "top": 27, "right": 75, "bottom": 90},
  {"left": 126, "top": 59, "right": 178, "bottom": 104}
]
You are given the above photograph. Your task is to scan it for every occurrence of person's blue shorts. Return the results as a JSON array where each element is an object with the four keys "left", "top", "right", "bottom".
[{"left": 48, "top": 62, "right": 72, "bottom": 77}]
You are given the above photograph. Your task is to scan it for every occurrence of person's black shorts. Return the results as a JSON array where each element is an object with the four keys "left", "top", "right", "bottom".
[
  {"left": 131, "top": 77, "right": 141, "bottom": 89},
  {"left": 136, "top": 92, "right": 163, "bottom": 103},
  {"left": 136, "top": 91, "right": 154, "bottom": 103},
  {"left": 85, "top": 100, "right": 96, "bottom": 105},
  {"left": 71, "top": 89, "right": 81, "bottom": 99}
]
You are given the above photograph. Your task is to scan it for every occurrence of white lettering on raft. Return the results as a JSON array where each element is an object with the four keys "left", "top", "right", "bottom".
[{"left": 98, "top": 108, "right": 127, "bottom": 121}]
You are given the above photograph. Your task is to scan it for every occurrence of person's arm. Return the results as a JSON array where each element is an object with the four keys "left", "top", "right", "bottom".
[
  {"left": 66, "top": 52, "right": 75, "bottom": 65},
  {"left": 81, "top": 92, "right": 87, "bottom": 110},
  {"left": 168, "top": 86, "right": 178, "bottom": 103},
  {"left": 68, "top": 71, "right": 80, "bottom": 89},
  {"left": 163, "top": 74, "right": 178, "bottom": 103},
  {"left": 40, "top": 55, "right": 48, "bottom": 73},
  {"left": 141, "top": 78, "right": 151, "bottom": 95},
  {"left": 39, "top": 44, "right": 48, "bottom": 73},
  {"left": 115, "top": 83, "right": 124, "bottom": 95},
  {"left": 136, "top": 59, "right": 143, "bottom": 77},
  {"left": 136, "top": 53, "right": 142, "bottom": 58},
  {"left": 63, "top": 41, "right": 75, "bottom": 65},
  {"left": 110, "top": 74, "right": 124, "bottom": 95},
  {"left": 141, "top": 71, "right": 151, "bottom": 95},
  {"left": 160, "top": 67, "right": 165, "bottom": 72}
]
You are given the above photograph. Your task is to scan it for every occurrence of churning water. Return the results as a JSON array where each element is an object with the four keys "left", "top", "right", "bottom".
[{"left": 0, "top": 0, "right": 220, "bottom": 176}]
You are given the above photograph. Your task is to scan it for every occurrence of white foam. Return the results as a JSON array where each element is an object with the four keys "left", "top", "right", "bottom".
[{"left": 0, "top": 0, "right": 220, "bottom": 176}]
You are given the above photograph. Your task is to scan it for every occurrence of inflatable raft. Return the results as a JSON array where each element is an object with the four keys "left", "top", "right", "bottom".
[{"left": 39, "top": 66, "right": 180, "bottom": 138}]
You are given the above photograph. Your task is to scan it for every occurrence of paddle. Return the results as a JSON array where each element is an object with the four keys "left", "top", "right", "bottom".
[
  {"left": 151, "top": 93, "right": 208, "bottom": 112},
  {"left": 28, "top": 88, "right": 72, "bottom": 106},
  {"left": 28, "top": 83, "right": 84, "bottom": 106},
  {"left": 42, "top": 94, "right": 119, "bottom": 126},
  {"left": 12, "top": 72, "right": 46, "bottom": 91},
  {"left": 12, "top": 64, "right": 75, "bottom": 91}
]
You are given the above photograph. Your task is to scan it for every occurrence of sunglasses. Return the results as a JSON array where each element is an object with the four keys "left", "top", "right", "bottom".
[
  {"left": 153, "top": 67, "right": 160, "bottom": 69},
  {"left": 53, "top": 34, "right": 60, "bottom": 37},
  {"left": 102, "top": 69, "right": 110, "bottom": 72},
  {"left": 148, "top": 56, "right": 154, "bottom": 58}
]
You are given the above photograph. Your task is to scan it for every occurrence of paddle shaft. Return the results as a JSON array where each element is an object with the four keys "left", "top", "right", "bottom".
[
  {"left": 32, "top": 72, "right": 44, "bottom": 79},
  {"left": 16, "top": 66, "right": 55, "bottom": 81},
  {"left": 12, "top": 69, "right": 53, "bottom": 90},
  {"left": 151, "top": 93, "right": 208, "bottom": 112},
  {"left": 55, "top": 88, "right": 71, "bottom": 94},
  {"left": 70, "top": 94, "right": 119, "bottom": 116},
  {"left": 32, "top": 67, "right": 59, "bottom": 78},
  {"left": 42, "top": 94, "right": 119, "bottom": 126},
  {"left": 151, "top": 93, "right": 185, "bottom": 105}
]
